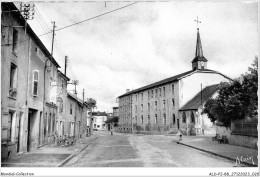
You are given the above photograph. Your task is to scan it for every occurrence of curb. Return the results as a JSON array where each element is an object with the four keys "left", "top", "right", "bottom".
[
  {"left": 57, "top": 136, "right": 97, "bottom": 167},
  {"left": 177, "top": 141, "right": 257, "bottom": 167}
]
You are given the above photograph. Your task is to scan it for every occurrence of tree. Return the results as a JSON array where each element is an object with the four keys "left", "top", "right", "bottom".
[
  {"left": 85, "top": 98, "right": 97, "bottom": 109},
  {"left": 203, "top": 57, "right": 258, "bottom": 127},
  {"left": 85, "top": 98, "right": 97, "bottom": 134}
]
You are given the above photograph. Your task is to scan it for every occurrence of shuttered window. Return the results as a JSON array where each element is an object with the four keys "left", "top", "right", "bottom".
[{"left": 32, "top": 70, "right": 39, "bottom": 96}]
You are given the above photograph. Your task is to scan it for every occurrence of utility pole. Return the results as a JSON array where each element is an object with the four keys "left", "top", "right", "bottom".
[
  {"left": 50, "top": 21, "right": 56, "bottom": 78},
  {"left": 67, "top": 80, "right": 79, "bottom": 96},
  {"left": 64, "top": 56, "right": 68, "bottom": 76}
]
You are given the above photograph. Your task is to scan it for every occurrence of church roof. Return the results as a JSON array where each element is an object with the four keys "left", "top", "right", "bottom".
[
  {"left": 118, "top": 69, "right": 230, "bottom": 98},
  {"left": 179, "top": 84, "right": 220, "bottom": 111},
  {"left": 192, "top": 28, "right": 208, "bottom": 63}
]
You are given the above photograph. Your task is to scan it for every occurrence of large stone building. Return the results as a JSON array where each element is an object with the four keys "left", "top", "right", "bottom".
[{"left": 117, "top": 27, "right": 231, "bottom": 135}]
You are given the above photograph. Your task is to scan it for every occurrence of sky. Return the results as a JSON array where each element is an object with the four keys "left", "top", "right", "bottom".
[{"left": 17, "top": 1, "right": 258, "bottom": 112}]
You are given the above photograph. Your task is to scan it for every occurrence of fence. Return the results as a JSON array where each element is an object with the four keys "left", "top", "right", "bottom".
[{"left": 231, "top": 121, "right": 258, "bottom": 137}]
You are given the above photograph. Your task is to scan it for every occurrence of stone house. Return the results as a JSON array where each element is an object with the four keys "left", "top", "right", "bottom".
[
  {"left": 56, "top": 70, "right": 70, "bottom": 137},
  {"left": 1, "top": 2, "right": 60, "bottom": 159},
  {"left": 65, "top": 93, "right": 89, "bottom": 139},
  {"left": 92, "top": 112, "right": 108, "bottom": 130},
  {"left": 117, "top": 28, "right": 231, "bottom": 135},
  {"left": 66, "top": 93, "right": 78, "bottom": 137}
]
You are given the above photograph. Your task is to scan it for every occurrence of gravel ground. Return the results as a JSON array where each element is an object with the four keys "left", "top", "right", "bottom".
[{"left": 64, "top": 131, "right": 243, "bottom": 167}]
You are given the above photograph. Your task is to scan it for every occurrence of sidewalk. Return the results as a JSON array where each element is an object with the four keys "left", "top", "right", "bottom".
[
  {"left": 176, "top": 135, "right": 258, "bottom": 167},
  {"left": 1, "top": 135, "right": 97, "bottom": 167}
]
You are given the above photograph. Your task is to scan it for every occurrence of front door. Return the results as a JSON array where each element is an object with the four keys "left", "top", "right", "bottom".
[
  {"left": 27, "top": 111, "right": 32, "bottom": 152},
  {"left": 17, "top": 112, "right": 23, "bottom": 153},
  {"left": 38, "top": 112, "right": 42, "bottom": 146},
  {"left": 27, "top": 109, "right": 37, "bottom": 152}
]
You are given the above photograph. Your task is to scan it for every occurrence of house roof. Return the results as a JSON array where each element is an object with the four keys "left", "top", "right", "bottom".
[
  {"left": 58, "top": 70, "right": 70, "bottom": 81},
  {"left": 67, "top": 92, "right": 84, "bottom": 107},
  {"left": 179, "top": 84, "right": 220, "bottom": 111},
  {"left": 2, "top": 2, "right": 60, "bottom": 68},
  {"left": 118, "top": 69, "right": 230, "bottom": 98},
  {"left": 92, "top": 112, "right": 108, "bottom": 116}
]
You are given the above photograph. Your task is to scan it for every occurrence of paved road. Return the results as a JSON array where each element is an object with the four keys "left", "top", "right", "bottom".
[{"left": 64, "top": 131, "right": 244, "bottom": 167}]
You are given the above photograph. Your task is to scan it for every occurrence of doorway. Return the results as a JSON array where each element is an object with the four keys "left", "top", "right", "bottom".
[
  {"left": 17, "top": 112, "right": 23, "bottom": 153},
  {"left": 177, "top": 119, "right": 180, "bottom": 129},
  {"left": 38, "top": 111, "right": 42, "bottom": 146},
  {"left": 27, "top": 109, "right": 37, "bottom": 152}
]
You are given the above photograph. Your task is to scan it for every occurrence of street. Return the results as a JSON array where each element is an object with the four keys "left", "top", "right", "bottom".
[{"left": 64, "top": 131, "right": 242, "bottom": 167}]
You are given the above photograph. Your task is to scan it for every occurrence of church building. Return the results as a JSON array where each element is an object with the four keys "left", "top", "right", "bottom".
[{"left": 117, "top": 26, "right": 231, "bottom": 135}]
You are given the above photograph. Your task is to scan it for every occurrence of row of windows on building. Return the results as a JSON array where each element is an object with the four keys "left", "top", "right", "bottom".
[
  {"left": 119, "top": 98, "right": 176, "bottom": 114},
  {"left": 120, "top": 85, "right": 175, "bottom": 103},
  {"left": 136, "top": 99, "right": 175, "bottom": 112},
  {"left": 9, "top": 63, "right": 39, "bottom": 97},
  {"left": 120, "top": 112, "right": 196, "bottom": 126},
  {"left": 9, "top": 63, "right": 66, "bottom": 100}
]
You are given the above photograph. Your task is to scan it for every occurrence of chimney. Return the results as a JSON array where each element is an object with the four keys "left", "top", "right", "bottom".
[{"left": 126, "top": 89, "right": 130, "bottom": 93}]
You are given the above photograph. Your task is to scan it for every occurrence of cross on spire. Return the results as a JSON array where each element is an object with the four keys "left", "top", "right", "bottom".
[{"left": 194, "top": 16, "right": 201, "bottom": 30}]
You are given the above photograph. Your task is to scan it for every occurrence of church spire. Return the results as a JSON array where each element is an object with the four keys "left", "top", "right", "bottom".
[
  {"left": 192, "top": 17, "right": 208, "bottom": 70},
  {"left": 195, "top": 28, "right": 203, "bottom": 57}
]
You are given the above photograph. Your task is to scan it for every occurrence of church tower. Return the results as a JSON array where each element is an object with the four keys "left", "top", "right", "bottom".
[{"left": 192, "top": 19, "right": 208, "bottom": 70}]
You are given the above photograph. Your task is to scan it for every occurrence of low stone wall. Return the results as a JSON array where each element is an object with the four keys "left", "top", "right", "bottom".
[
  {"left": 229, "top": 134, "right": 258, "bottom": 150},
  {"left": 215, "top": 125, "right": 258, "bottom": 149}
]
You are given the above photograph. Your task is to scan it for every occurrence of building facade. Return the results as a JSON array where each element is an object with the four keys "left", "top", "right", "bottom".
[
  {"left": 92, "top": 112, "right": 108, "bottom": 131},
  {"left": 117, "top": 28, "right": 231, "bottom": 135},
  {"left": 1, "top": 2, "right": 62, "bottom": 159},
  {"left": 56, "top": 71, "right": 70, "bottom": 137},
  {"left": 1, "top": 2, "right": 92, "bottom": 160}
]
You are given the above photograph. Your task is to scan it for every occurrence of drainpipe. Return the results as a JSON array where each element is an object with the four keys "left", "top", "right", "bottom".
[
  {"left": 42, "top": 60, "right": 46, "bottom": 146},
  {"left": 25, "top": 36, "right": 31, "bottom": 151}
]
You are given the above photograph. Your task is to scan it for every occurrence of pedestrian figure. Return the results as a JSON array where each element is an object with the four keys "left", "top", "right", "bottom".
[
  {"left": 110, "top": 130, "right": 113, "bottom": 136},
  {"left": 176, "top": 130, "right": 183, "bottom": 141}
]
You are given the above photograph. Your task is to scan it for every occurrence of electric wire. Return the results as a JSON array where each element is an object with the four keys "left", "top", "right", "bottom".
[{"left": 2, "top": 2, "right": 138, "bottom": 46}]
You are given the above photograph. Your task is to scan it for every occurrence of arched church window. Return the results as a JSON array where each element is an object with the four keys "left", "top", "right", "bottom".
[
  {"left": 182, "top": 112, "right": 186, "bottom": 123},
  {"left": 191, "top": 112, "right": 195, "bottom": 123},
  {"left": 173, "top": 114, "right": 175, "bottom": 124}
]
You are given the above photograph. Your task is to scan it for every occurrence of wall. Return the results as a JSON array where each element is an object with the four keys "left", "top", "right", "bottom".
[
  {"left": 229, "top": 135, "right": 258, "bottom": 150},
  {"left": 1, "top": 10, "right": 30, "bottom": 159},
  {"left": 93, "top": 116, "right": 107, "bottom": 130},
  {"left": 179, "top": 71, "right": 230, "bottom": 108},
  {"left": 118, "top": 81, "right": 179, "bottom": 134},
  {"left": 65, "top": 96, "right": 77, "bottom": 137},
  {"left": 216, "top": 125, "right": 257, "bottom": 149}
]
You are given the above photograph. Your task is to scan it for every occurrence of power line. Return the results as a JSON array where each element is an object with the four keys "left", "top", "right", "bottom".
[
  {"left": 3, "top": 2, "right": 138, "bottom": 46},
  {"left": 55, "top": 2, "right": 138, "bottom": 32}
]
